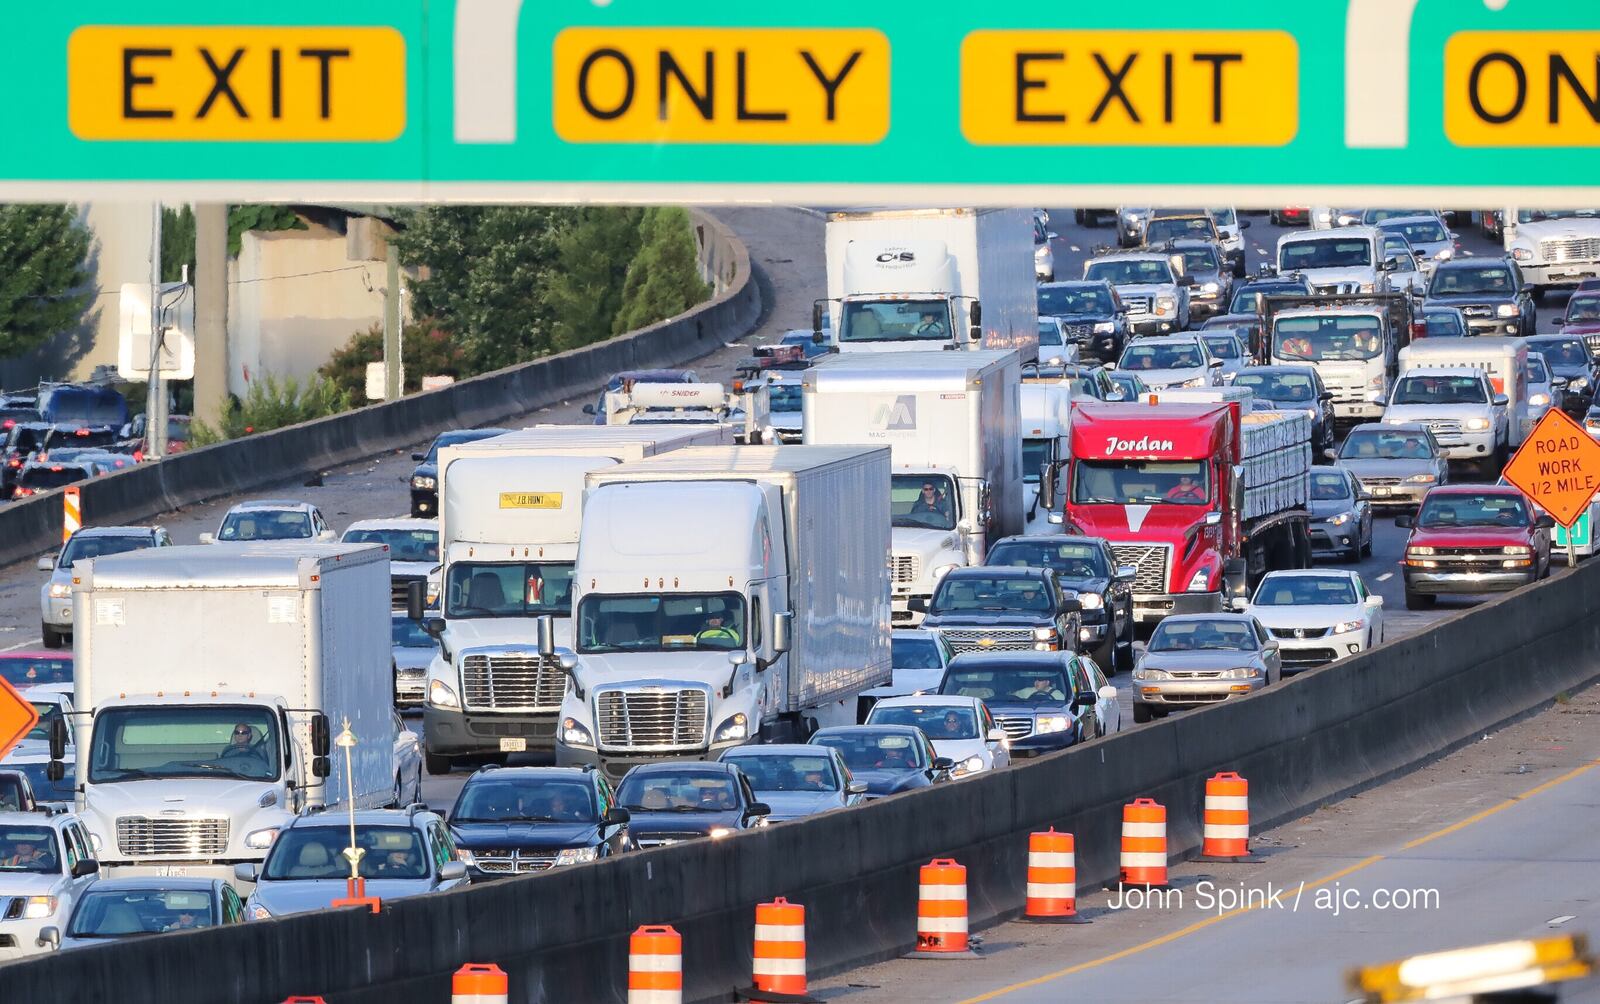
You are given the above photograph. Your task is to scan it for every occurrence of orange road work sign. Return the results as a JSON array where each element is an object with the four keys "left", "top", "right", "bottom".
[
  {"left": 0, "top": 677, "right": 40, "bottom": 761},
  {"left": 1501, "top": 409, "right": 1600, "bottom": 528}
]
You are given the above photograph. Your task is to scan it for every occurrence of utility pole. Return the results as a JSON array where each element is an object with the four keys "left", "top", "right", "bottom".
[
  {"left": 384, "top": 239, "right": 402, "bottom": 400},
  {"left": 144, "top": 203, "right": 168, "bottom": 458},
  {"left": 193, "top": 204, "right": 229, "bottom": 432}
]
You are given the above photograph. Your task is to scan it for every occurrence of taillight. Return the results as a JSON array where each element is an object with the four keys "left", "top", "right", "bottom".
[{"left": 74, "top": 428, "right": 89, "bottom": 437}]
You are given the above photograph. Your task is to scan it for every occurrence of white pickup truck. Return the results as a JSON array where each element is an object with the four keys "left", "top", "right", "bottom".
[{"left": 1503, "top": 208, "right": 1600, "bottom": 297}]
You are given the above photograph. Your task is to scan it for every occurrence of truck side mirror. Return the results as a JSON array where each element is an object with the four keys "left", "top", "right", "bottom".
[
  {"left": 1240, "top": 219, "right": 1252, "bottom": 230},
  {"left": 772, "top": 611, "right": 793, "bottom": 654},
  {"left": 406, "top": 580, "right": 426, "bottom": 621},
  {"left": 1116, "top": 564, "right": 1137, "bottom": 581},
  {"left": 411, "top": 452, "right": 426, "bottom": 462},
  {"left": 537, "top": 614, "right": 556, "bottom": 657},
  {"left": 603, "top": 807, "right": 631, "bottom": 826},
  {"left": 425, "top": 616, "right": 447, "bottom": 638},
  {"left": 35, "top": 555, "right": 54, "bottom": 571},
  {"left": 1493, "top": 393, "right": 1509, "bottom": 407},
  {"left": 46, "top": 760, "right": 64, "bottom": 782},
  {"left": 311, "top": 714, "right": 331, "bottom": 757},
  {"left": 1537, "top": 513, "right": 1556, "bottom": 529},
  {"left": 1394, "top": 514, "right": 1414, "bottom": 528},
  {"left": 312, "top": 756, "right": 331, "bottom": 779},
  {"left": 71, "top": 858, "right": 100, "bottom": 878},
  {"left": 1038, "top": 463, "right": 1057, "bottom": 510},
  {"left": 48, "top": 718, "right": 67, "bottom": 761},
  {"left": 812, "top": 301, "right": 825, "bottom": 335},
  {"left": 969, "top": 302, "right": 982, "bottom": 327},
  {"left": 1071, "top": 692, "right": 1096, "bottom": 710},
  {"left": 233, "top": 863, "right": 260, "bottom": 883}
]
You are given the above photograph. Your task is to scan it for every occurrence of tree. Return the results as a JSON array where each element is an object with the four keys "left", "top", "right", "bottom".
[
  {"left": 545, "top": 206, "right": 644, "bottom": 353},
  {"left": 319, "top": 318, "right": 470, "bottom": 399},
  {"left": 189, "top": 372, "right": 352, "bottom": 445},
  {"left": 0, "top": 204, "right": 93, "bottom": 359},
  {"left": 228, "top": 205, "right": 306, "bottom": 255},
  {"left": 613, "top": 207, "right": 712, "bottom": 334},
  {"left": 160, "top": 205, "right": 196, "bottom": 283}
]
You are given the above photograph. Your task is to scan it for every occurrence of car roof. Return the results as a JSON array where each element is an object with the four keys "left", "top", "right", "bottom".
[
  {"left": 871, "top": 695, "right": 980, "bottom": 709},
  {"left": 1427, "top": 484, "right": 1526, "bottom": 496},
  {"left": 621, "top": 760, "right": 739, "bottom": 777},
  {"left": 1434, "top": 256, "right": 1508, "bottom": 272},
  {"left": 813, "top": 724, "right": 924, "bottom": 738},
  {"left": 288, "top": 808, "right": 439, "bottom": 828},
  {"left": 228, "top": 499, "right": 317, "bottom": 513},
  {"left": 993, "top": 534, "right": 1103, "bottom": 548},
  {"left": 1399, "top": 367, "right": 1485, "bottom": 378},
  {"left": 1284, "top": 225, "right": 1379, "bottom": 240},
  {"left": 1348, "top": 421, "right": 1430, "bottom": 433},
  {"left": 1166, "top": 237, "right": 1221, "bottom": 250},
  {"left": 0, "top": 810, "right": 74, "bottom": 827},
  {"left": 946, "top": 651, "right": 1070, "bottom": 667},
  {"left": 944, "top": 565, "right": 1050, "bottom": 581},
  {"left": 0, "top": 650, "right": 70, "bottom": 660},
  {"left": 891, "top": 628, "right": 941, "bottom": 639},
  {"left": 85, "top": 876, "right": 220, "bottom": 892},
  {"left": 1158, "top": 613, "right": 1259, "bottom": 625},
  {"left": 1124, "top": 334, "right": 1204, "bottom": 346},
  {"left": 721, "top": 743, "right": 838, "bottom": 757},
  {"left": 1037, "top": 280, "right": 1112, "bottom": 290},
  {"left": 1526, "top": 334, "right": 1581, "bottom": 344},
  {"left": 344, "top": 518, "right": 437, "bottom": 532},
  {"left": 1090, "top": 252, "right": 1171, "bottom": 263},
  {"left": 1276, "top": 304, "right": 1387, "bottom": 318},
  {"left": 69, "top": 525, "right": 157, "bottom": 538},
  {"left": 464, "top": 766, "right": 592, "bottom": 783},
  {"left": 1238, "top": 364, "right": 1316, "bottom": 376},
  {"left": 1259, "top": 568, "right": 1356, "bottom": 580},
  {"left": 1377, "top": 215, "right": 1446, "bottom": 228}
]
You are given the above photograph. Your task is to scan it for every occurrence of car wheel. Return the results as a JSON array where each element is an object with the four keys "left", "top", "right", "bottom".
[
  {"left": 1114, "top": 637, "right": 1135, "bottom": 674},
  {"left": 1360, "top": 527, "right": 1373, "bottom": 557},
  {"left": 1092, "top": 634, "right": 1116, "bottom": 673},
  {"left": 425, "top": 751, "right": 452, "bottom": 776},
  {"left": 41, "top": 625, "right": 64, "bottom": 649},
  {"left": 1133, "top": 703, "right": 1152, "bottom": 724},
  {"left": 1404, "top": 588, "right": 1435, "bottom": 611}
]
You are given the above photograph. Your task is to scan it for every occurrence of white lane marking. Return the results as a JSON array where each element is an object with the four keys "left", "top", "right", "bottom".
[
  {"left": 1377, "top": 572, "right": 1393, "bottom": 581},
  {"left": 1344, "top": 0, "right": 1421, "bottom": 148},
  {"left": 1, "top": 638, "right": 44, "bottom": 652},
  {"left": 454, "top": 0, "right": 526, "bottom": 143},
  {"left": 1549, "top": 914, "right": 1577, "bottom": 927}
]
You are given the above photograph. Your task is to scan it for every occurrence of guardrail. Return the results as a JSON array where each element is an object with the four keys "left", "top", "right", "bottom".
[
  {"left": 0, "top": 210, "right": 760, "bottom": 568},
  {"left": 7, "top": 557, "right": 1598, "bottom": 1003}
]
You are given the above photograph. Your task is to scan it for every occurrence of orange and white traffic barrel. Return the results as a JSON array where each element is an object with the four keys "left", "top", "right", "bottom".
[
  {"left": 1022, "top": 828, "right": 1089, "bottom": 923},
  {"left": 911, "top": 858, "right": 972, "bottom": 956},
  {"left": 452, "top": 963, "right": 508, "bottom": 1004},
  {"left": 1199, "top": 772, "right": 1252, "bottom": 861},
  {"left": 62, "top": 486, "right": 80, "bottom": 545},
  {"left": 751, "top": 896, "right": 815, "bottom": 1001},
  {"left": 629, "top": 925, "right": 683, "bottom": 1004},
  {"left": 1120, "top": 798, "right": 1168, "bottom": 887}
]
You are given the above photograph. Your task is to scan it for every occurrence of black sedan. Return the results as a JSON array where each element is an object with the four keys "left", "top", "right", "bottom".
[
  {"left": 1035, "top": 280, "right": 1127, "bottom": 362},
  {"left": 984, "top": 535, "right": 1135, "bottom": 672},
  {"left": 447, "top": 766, "right": 633, "bottom": 877},
  {"left": 809, "top": 725, "right": 952, "bottom": 798},
  {"left": 612, "top": 761, "right": 770, "bottom": 847},
  {"left": 409, "top": 428, "right": 510, "bottom": 517},
  {"left": 1525, "top": 335, "right": 1597, "bottom": 415}
]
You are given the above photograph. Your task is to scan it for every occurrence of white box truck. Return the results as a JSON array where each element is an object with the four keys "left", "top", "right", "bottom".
[
  {"left": 61, "top": 543, "right": 393, "bottom": 882},
  {"left": 554, "top": 446, "right": 892, "bottom": 781},
  {"left": 801, "top": 351, "right": 1024, "bottom": 624},
  {"left": 1392, "top": 338, "right": 1529, "bottom": 468},
  {"left": 419, "top": 425, "right": 734, "bottom": 772},
  {"left": 816, "top": 208, "right": 1038, "bottom": 361}
]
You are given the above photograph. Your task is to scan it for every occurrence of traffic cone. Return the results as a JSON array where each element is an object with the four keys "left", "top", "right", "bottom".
[
  {"left": 452, "top": 963, "right": 508, "bottom": 1004},
  {"left": 1021, "top": 828, "right": 1090, "bottom": 924},
  {"left": 906, "top": 858, "right": 979, "bottom": 959},
  {"left": 740, "top": 897, "right": 820, "bottom": 1003},
  {"left": 1197, "top": 772, "right": 1260, "bottom": 863},
  {"left": 1120, "top": 798, "right": 1168, "bottom": 887},
  {"left": 629, "top": 925, "right": 683, "bottom": 1004}
]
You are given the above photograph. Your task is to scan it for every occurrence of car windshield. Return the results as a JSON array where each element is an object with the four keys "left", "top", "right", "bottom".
[
  {"left": 1310, "top": 472, "right": 1352, "bottom": 501},
  {"left": 392, "top": 616, "right": 435, "bottom": 648},
  {"left": 1255, "top": 576, "right": 1358, "bottom": 606},
  {"left": 812, "top": 731, "right": 928, "bottom": 771},
  {"left": 1274, "top": 316, "right": 1384, "bottom": 361},
  {"left": 891, "top": 474, "right": 957, "bottom": 530},
  {"left": 424, "top": 430, "right": 502, "bottom": 464},
  {"left": 616, "top": 771, "right": 741, "bottom": 812},
  {"left": 26, "top": 700, "right": 65, "bottom": 742},
  {"left": 1036, "top": 322, "right": 1065, "bottom": 348},
  {"left": 0, "top": 827, "right": 59, "bottom": 874},
  {"left": 1429, "top": 266, "right": 1514, "bottom": 296},
  {"left": 892, "top": 635, "right": 946, "bottom": 670},
  {"left": 1566, "top": 296, "right": 1600, "bottom": 322},
  {"left": 58, "top": 533, "right": 150, "bottom": 570},
  {"left": 0, "top": 655, "right": 72, "bottom": 687},
  {"left": 1209, "top": 207, "right": 1237, "bottom": 227},
  {"left": 1021, "top": 439, "right": 1051, "bottom": 485},
  {"left": 1148, "top": 620, "right": 1258, "bottom": 652},
  {"left": 264, "top": 826, "right": 429, "bottom": 881},
  {"left": 1527, "top": 356, "right": 1550, "bottom": 385},
  {"left": 1073, "top": 459, "right": 1210, "bottom": 506},
  {"left": 1201, "top": 335, "right": 1241, "bottom": 360},
  {"left": 1118, "top": 343, "right": 1204, "bottom": 370},
  {"left": 1424, "top": 311, "right": 1467, "bottom": 338},
  {"left": 869, "top": 704, "right": 979, "bottom": 740},
  {"left": 1233, "top": 371, "right": 1315, "bottom": 403},
  {"left": 1417, "top": 494, "right": 1531, "bottom": 529},
  {"left": 1147, "top": 218, "right": 1214, "bottom": 244},
  {"left": 66, "top": 888, "right": 217, "bottom": 937},
  {"left": 576, "top": 592, "right": 746, "bottom": 653},
  {"left": 1531, "top": 339, "right": 1590, "bottom": 366},
  {"left": 1367, "top": 209, "right": 1433, "bottom": 224},
  {"left": 444, "top": 561, "right": 574, "bottom": 618},
  {"left": 88, "top": 706, "right": 281, "bottom": 783},
  {"left": 722, "top": 753, "right": 840, "bottom": 793},
  {"left": 1179, "top": 247, "right": 1220, "bottom": 273},
  {"left": 987, "top": 540, "right": 1108, "bottom": 580},
  {"left": 1381, "top": 219, "right": 1448, "bottom": 244},
  {"left": 1280, "top": 239, "right": 1372, "bottom": 270},
  {"left": 452, "top": 778, "right": 597, "bottom": 822},
  {"left": 342, "top": 528, "right": 438, "bottom": 563},
  {"left": 1391, "top": 376, "right": 1486, "bottom": 406},
  {"left": 218, "top": 509, "right": 311, "bottom": 542},
  {"left": 1340, "top": 429, "right": 1435, "bottom": 460},
  {"left": 931, "top": 576, "right": 1053, "bottom": 614},
  {"left": 768, "top": 384, "right": 803, "bottom": 412},
  {"left": 1085, "top": 259, "right": 1173, "bottom": 285},
  {"left": 940, "top": 666, "right": 1069, "bottom": 703},
  {"left": 1037, "top": 286, "right": 1112, "bottom": 315},
  {"left": 840, "top": 299, "right": 952, "bottom": 344},
  {"left": 1230, "top": 283, "right": 1306, "bottom": 314}
]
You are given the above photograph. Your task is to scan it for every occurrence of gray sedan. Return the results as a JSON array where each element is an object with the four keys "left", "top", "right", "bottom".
[
  {"left": 1335, "top": 423, "right": 1449, "bottom": 509},
  {"left": 1131, "top": 614, "right": 1281, "bottom": 723},
  {"left": 718, "top": 744, "right": 867, "bottom": 822},
  {"left": 1308, "top": 467, "right": 1372, "bottom": 562}
]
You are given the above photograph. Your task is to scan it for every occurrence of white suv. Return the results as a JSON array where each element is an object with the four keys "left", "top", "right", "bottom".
[
  {"left": 0, "top": 809, "right": 100, "bottom": 960},
  {"left": 200, "top": 499, "right": 335, "bottom": 545},
  {"left": 37, "top": 525, "right": 170, "bottom": 649}
]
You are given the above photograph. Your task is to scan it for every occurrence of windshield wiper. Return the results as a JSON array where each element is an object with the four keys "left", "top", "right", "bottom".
[
  {"left": 1074, "top": 496, "right": 1122, "bottom": 504},
  {"left": 96, "top": 767, "right": 157, "bottom": 781},
  {"left": 172, "top": 762, "right": 260, "bottom": 780}
]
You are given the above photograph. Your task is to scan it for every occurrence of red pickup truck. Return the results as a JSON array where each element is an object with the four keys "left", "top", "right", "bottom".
[{"left": 1395, "top": 485, "right": 1552, "bottom": 610}]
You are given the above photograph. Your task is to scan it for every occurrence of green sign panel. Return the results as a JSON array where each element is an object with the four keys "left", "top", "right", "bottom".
[
  {"left": 1556, "top": 509, "right": 1592, "bottom": 550},
  {"left": 5, "top": 0, "right": 1598, "bottom": 201}
]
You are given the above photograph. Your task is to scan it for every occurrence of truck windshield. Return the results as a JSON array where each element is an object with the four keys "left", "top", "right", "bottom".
[
  {"left": 1516, "top": 209, "right": 1599, "bottom": 223},
  {"left": 1274, "top": 316, "right": 1384, "bottom": 361},
  {"left": 1084, "top": 260, "right": 1173, "bottom": 286},
  {"left": 89, "top": 706, "right": 281, "bottom": 783},
  {"left": 839, "top": 300, "right": 952, "bottom": 343},
  {"left": 1021, "top": 440, "right": 1051, "bottom": 484},
  {"left": 932, "top": 576, "right": 1052, "bottom": 613},
  {"left": 1073, "top": 459, "right": 1210, "bottom": 506},
  {"left": 1391, "top": 375, "right": 1486, "bottom": 405},
  {"left": 0, "top": 827, "right": 60, "bottom": 874},
  {"left": 59, "top": 533, "right": 150, "bottom": 569},
  {"left": 768, "top": 384, "right": 803, "bottom": 412},
  {"left": 1417, "top": 494, "right": 1530, "bottom": 529},
  {"left": 1038, "top": 285, "right": 1112, "bottom": 315},
  {"left": 1429, "top": 266, "right": 1514, "bottom": 297},
  {"left": 342, "top": 527, "right": 438, "bottom": 562},
  {"left": 891, "top": 474, "right": 957, "bottom": 530},
  {"left": 1279, "top": 239, "right": 1371, "bottom": 270},
  {"left": 263, "top": 826, "right": 428, "bottom": 881},
  {"left": 445, "top": 562, "right": 575, "bottom": 618},
  {"left": 576, "top": 592, "right": 747, "bottom": 653}
]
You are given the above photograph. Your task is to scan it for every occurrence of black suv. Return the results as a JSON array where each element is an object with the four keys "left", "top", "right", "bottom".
[
  {"left": 447, "top": 766, "right": 632, "bottom": 878},
  {"left": 912, "top": 565, "right": 1083, "bottom": 657},
  {"left": 1232, "top": 365, "right": 1337, "bottom": 455},
  {"left": 984, "top": 535, "right": 1134, "bottom": 672},
  {"left": 1425, "top": 258, "right": 1536, "bottom": 337},
  {"left": 1166, "top": 239, "right": 1234, "bottom": 323},
  {"left": 612, "top": 761, "right": 770, "bottom": 848},
  {"left": 1035, "top": 280, "right": 1127, "bottom": 362},
  {"left": 409, "top": 428, "right": 510, "bottom": 517}
]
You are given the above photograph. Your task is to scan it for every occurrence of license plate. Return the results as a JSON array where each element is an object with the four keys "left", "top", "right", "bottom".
[
  {"left": 1371, "top": 487, "right": 1391, "bottom": 496},
  {"left": 499, "top": 738, "right": 527, "bottom": 753}
]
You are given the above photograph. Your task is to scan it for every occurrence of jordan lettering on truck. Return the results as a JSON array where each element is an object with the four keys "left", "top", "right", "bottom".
[{"left": 1105, "top": 436, "right": 1174, "bottom": 455}]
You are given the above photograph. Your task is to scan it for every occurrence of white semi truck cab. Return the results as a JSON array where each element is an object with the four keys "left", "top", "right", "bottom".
[
  {"left": 1504, "top": 208, "right": 1600, "bottom": 294},
  {"left": 1021, "top": 383, "right": 1074, "bottom": 535},
  {"left": 554, "top": 446, "right": 892, "bottom": 783},
  {"left": 61, "top": 544, "right": 393, "bottom": 883}
]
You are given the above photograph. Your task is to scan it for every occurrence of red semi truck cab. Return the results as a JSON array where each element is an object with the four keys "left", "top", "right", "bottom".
[{"left": 1054, "top": 401, "right": 1311, "bottom": 623}]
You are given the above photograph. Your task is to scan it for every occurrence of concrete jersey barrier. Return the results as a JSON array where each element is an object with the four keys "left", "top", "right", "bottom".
[
  {"left": 0, "top": 210, "right": 760, "bottom": 568},
  {"left": 6, "top": 557, "right": 1598, "bottom": 1003}
]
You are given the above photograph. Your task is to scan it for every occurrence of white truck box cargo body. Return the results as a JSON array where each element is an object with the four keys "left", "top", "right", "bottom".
[
  {"left": 826, "top": 208, "right": 1038, "bottom": 360},
  {"left": 1399, "top": 338, "right": 1531, "bottom": 444},
  {"left": 581, "top": 446, "right": 892, "bottom": 712}
]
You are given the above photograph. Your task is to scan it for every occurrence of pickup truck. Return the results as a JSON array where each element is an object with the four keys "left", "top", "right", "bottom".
[
  {"left": 1397, "top": 485, "right": 1552, "bottom": 610},
  {"left": 1083, "top": 249, "right": 1192, "bottom": 335},
  {"left": 913, "top": 566, "right": 1083, "bottom": 658}
]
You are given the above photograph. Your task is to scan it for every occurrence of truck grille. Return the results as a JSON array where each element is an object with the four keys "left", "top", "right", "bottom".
[
  {"left": 595, "top": 688, "right": 709, "bottom": 752},
  {"left": 1458, "top": 304, "right": 1494, "bottom": 319},
  {"left": 1111, "top": 544, "right": 1171, "bottom": 595},
  {"left": 390, "top": 576, "right": 424, "bottom": 609},
  {"left": 939, "top": 628, "right": 1036, "bottom": 654},
  {"left": 1063, "top": 323, "right": 1093, "bottom": 342},
  {"left": 994, "top": 715, "right": 1034, "bottom": 740},
  {"left": 1583, "top": 333, "right": 1600, "bottom": 355},
  {"left": 469, "top": 848, "right": 559, "bottom": 874},
  {"left": 1541, "top": 237, "right": 1600, "bottom": 263},
  {"left": 116, "top": 817, "right": 230, "bottom": 858},
  {"left": 1425, "top": 419, "right": 1462, "bottom": 437},
  {"left": 1314, "top": 282, "right": 1362, "bottom": 295},
  {"left": 1358, "top": 476, "right": 1402, "bottom": 487},
  {"left": 1122, "top": 295, "right": 1153, "bottom": 317},
  {"left": 461, "top": 653, "right": 566, "bottom": 712},
  {"left": 891, "top": 554, "right": 920, "bottom": 584}
]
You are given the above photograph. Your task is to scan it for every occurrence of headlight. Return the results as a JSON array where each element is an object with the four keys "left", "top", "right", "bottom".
[
  {"left": 1180, "top": 376, "right": 1207, "bottom": 388},
  {"left": 249, "top": 903, "right": 272, "bottom": 921},
  {"left": 1156, "top": 296, "right": 1176, "bottom": 312},
  {"left": 48, "top": 582, "right": 70, "bottom": 598},
  {"left": 1405, "top": 473, "right": 1437, "bottom": 484},
  {"left": 1572, "top": 376, "right": 1590, "bottom": 390},
  {"left": 411, "top": 475, "right": 436, "bottom": 490},
  {"left": 1132, "top": 668, "right": 1169, "bottom": 681},
  {"left": 1093, "top": 321, "right": 1116, "bottom": 334},
  {"left": 428, "top": 678, "right": 460, "bottom": 710},
  {"left": 931, "top": 563, "right": 960, "bottom": 580},
  {"left": 1327, "top": 512, "right": 1352, "bottom": 526},
  {"left": 1497, "top": 303, "right": 1520, "bottom": 318},
  {"left": 952, "top": 755, "right": 985, "bottom": 777},
  {"left": 1078, "top": 591, "right": 1104, "bottom": 610},
  {"left": 1358, "top": 282, "right": 1376, "bottom": 293},
  {"left": 555, "top": 846, "right": 600, "bottom": 865},
  {"left": 21, "top": 896, "right": 57, "bottom": 920},
  {"left": 243, "top": 827, "right": 280, "bottom": 850},
  {"left": 1187, "top": 567, "right": 1213, "bottom": 592},
  {"left": 1220, "top": 667, "right": 1260, "bottom": 679},
  {"left": 1502, "top": 545, "right": 1532, "bottom": 556},
  {"left": 714, "top": 713, "right": 749, "bottom": 743},
  {"left": 1465, "top": 417, "right": 1491, "bottom": 431},
  {"left": 1032, "top": 626, "right": 1059, "bottom": 641},
  {"left": 1531, "top": 393, "right": 1551, "bottom": 407},
  {"left": 425, "top": 581, "right": 440, "bottom": 606},
  {"left": 561, "top": 717, "right": 594, "bottom": 748},
  {"left": 1333, "top": 619, "right": 1366, "bottom": 635},
  {"left": 1201, "top": 282, "right": 1220, "bottom": 294},
  {"left": 1369, "top": 374, "right": 1387, "bottom": 389},
  {"left": 1407, "top": 546, "right": 1436, "bottom": 557},
  {"left": 1511, "top": 247, "right": 1533, "bottom": 262},
  {"left": 1124, "top": 212, "right": 1139, "bottom": 222},
  {"left": 709, "top": 827, "right": 734, "bottom": 840},
  {"left": 1435, "top": 248, "right": 1454, "bottom": 261},
  {"left": 455, "top": 849, "right": 478, "bottom": 867},
  {"left": 1035, "top": 714, "right": 1070, "bottom": 734},
  {"left": 1315, "top": 210, "right": 1332, "bottom": 224}
]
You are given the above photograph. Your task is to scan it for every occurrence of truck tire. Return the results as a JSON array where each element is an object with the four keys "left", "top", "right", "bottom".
[
  {"left": 425, "top": 751, "right": 453, "bottom": 776},
  {"left": 1404, "top": 588, "right": 1435, "bottom": 611},
  {"left": 1133, "top": 703, "right": 1152, "bottom": 724},
  {"left": 41, "top": 625, "right": 64, "bottom": 649}
]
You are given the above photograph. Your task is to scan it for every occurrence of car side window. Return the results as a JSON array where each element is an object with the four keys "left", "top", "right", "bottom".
[
  {"left": 74, "top": 824, "right": 95, "bottom": 862},
  {"left": 1253, "top": 619, "right": 1271, "bottom": 646},
  {"left": 1086, "top": 658, "right": 1110, "bottom": 692},
  {"left": 58, "top": 825, "right": 81, "bottom": 871},
  {"left": 222, "top": 886, "right": 243, "bottom": 924},
  {"left": 595, "top": 777, "right": 613, "bottom": 814},
  {"left": 428, "top": 822, "right": 453, "bottom": 871},
  {"left": 1066, "top": 657, "right": 1090, "bottom": 695}
]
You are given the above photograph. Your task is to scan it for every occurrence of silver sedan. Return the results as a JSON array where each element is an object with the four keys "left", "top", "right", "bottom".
[
  {"left": 1131, "top": 614, "right": 1281, "bottom": 723},
  {"left": 1335, "top": 423, "right": 1449, "bottom": 509}
]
